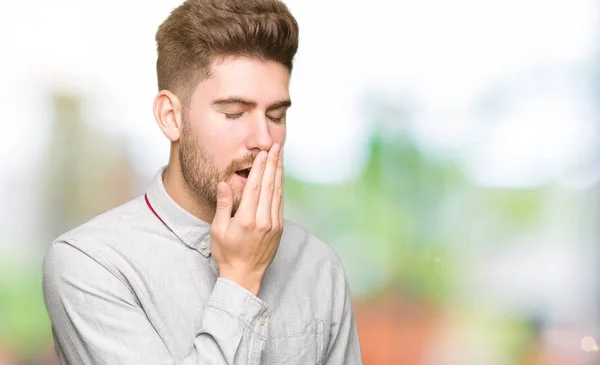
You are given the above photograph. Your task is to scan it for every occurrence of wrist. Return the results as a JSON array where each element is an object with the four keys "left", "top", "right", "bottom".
[{"left": 219, "top": 270, "right": 263, "bottom": 296}]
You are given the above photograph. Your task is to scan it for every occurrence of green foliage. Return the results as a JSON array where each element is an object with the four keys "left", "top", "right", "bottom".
[{"left": 0, "top": 262, "right": 52, "bottom": 358}]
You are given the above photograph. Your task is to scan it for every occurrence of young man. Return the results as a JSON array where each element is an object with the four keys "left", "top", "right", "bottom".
[{"left": 42, "top": 0, "right": 362, "bottom": 364}]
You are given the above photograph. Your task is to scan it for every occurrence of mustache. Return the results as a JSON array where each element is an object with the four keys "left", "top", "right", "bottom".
[{"left": 223, "top": 154, "right": 256, "bottom": 176}]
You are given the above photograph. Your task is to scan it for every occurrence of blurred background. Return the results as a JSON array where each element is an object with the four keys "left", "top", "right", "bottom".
[{"left": 1, "top": 0, "right": 599, "bottom": 364}]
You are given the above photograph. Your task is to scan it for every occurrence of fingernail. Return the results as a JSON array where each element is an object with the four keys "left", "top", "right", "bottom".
[
  {"left": 218, "top": 183, "right": 227, "bottom": 194},
  {"left": 261, "top": 151, "right": 268, "bottom": 161},
  {"left": 273, "top": 144, "right": 280, "bottom": 156}
]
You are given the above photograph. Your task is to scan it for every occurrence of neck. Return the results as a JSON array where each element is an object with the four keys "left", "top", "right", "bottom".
[{"left": 162, "top": 158, "right": 216, "bottom": 224}]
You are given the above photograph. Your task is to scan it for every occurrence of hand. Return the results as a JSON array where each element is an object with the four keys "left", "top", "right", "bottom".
[{"left": 210, "top": 144, "right": 284, "bottom": 296}]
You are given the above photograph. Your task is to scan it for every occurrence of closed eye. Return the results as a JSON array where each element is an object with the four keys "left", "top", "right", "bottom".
[
  {"left": 268, "top": 115, "right": 286, "bottom": 123},
  {"left": 224, "top": 112, "right": 244, "bottom": 120},
  {"left": 225, "top": 112, "right": 285, "bottom": 123}
]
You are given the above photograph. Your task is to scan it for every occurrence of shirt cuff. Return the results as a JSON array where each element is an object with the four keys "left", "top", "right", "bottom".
[{"left": 207, "top": 278, "right": 270, "bottom": 335}]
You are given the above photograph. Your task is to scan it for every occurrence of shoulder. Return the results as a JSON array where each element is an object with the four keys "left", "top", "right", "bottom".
[
  {"left": 43, "top": 195, "right": 149, "bottom": 279},
  {"left": 280, "top": 219, "right": 346, "bottom": 272},
  {"left": 53, "top": 195, "right": 147, "bottom": 245}
]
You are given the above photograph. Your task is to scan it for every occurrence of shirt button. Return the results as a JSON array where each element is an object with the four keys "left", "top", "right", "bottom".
[
  {"left": 259, "top": 316, "right": 265, "bottom": 326},
  {"left": 199, "top": 241, "right": 207, "bottom": 250}
]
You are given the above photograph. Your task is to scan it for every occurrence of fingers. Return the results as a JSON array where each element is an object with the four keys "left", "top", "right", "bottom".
[
  {"left": 236, "top": 150, "right": 268, "bottom": 218},
  {"left": 272, "top": 148, "right": 284, "bottom": 228},
  {"left": 256, "top": 144, "right": 280, "bottom": 229},
  {"left": 212, "top": 182, "right": 232, "bottom": 232}
]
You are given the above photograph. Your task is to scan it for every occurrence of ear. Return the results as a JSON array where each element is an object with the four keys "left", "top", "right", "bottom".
[{"left": 153, "top": 90, "right": 183, "bottom": 142}]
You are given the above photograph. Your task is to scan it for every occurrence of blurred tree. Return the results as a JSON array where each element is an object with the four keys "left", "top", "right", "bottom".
[{"left": 42, "top": 92, "right": 138, "bottom": 243}]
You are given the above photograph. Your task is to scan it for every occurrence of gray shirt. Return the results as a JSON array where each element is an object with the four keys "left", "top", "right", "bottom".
[{"left": 42, "top": 167, "right": 362, "bottom": 365}]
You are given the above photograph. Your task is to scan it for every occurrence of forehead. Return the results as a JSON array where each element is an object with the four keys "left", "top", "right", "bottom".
[{"left": 193, "top": 56, "right": 291, "bottom": 105}]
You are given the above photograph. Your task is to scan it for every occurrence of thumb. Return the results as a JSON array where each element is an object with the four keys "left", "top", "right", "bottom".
[{"left": 213, "top": 182, "right": 232, "bottom": 228}]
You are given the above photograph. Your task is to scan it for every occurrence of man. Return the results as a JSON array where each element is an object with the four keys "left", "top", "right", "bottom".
[{"left": 42, "top": 0, "right": 362, "bottom": 364}]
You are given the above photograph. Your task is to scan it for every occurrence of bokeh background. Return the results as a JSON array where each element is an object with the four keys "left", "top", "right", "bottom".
[{"left": 1, "top": 0, "right": 599, "bottom": 364}]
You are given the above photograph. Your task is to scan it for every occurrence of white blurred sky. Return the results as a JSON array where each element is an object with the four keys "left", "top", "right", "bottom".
[{"left": 0, "top": 0, "right": 598, "bottom": 187}]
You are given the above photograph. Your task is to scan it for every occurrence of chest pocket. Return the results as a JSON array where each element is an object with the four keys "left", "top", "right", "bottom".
[{"left": 269, "top": 319, "right": 325, "bottom": 365}]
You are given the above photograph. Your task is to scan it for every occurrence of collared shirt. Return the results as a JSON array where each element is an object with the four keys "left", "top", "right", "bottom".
[{"left": 42, "top": 167, "right": 362, "bottom": 365}]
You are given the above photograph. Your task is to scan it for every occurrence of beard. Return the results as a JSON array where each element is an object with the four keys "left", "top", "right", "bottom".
[{"left": 179, "top": 115, "right": 252, "bottom": 217}]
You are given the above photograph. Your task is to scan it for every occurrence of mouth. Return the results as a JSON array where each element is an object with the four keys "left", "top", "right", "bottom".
[{"left": 235, "top": 168, "right": 251, "bottom": 180}]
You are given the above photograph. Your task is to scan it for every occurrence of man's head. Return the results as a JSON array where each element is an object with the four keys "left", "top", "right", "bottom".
[{"left": 152, "top": 0, "right": 298, "bottom": 215}]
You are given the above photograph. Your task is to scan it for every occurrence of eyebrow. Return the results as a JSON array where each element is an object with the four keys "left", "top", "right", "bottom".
[{"left": 211, "top": 97, "right": 292, "bottom": 111}]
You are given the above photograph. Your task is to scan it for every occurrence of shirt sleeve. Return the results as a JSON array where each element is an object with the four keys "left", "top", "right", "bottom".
[
  {"left": 323, "top": 259, "right": 363, "bottom": 365},
  {"left": 42, "top": 241, "right": 269, "bottom": 365}
]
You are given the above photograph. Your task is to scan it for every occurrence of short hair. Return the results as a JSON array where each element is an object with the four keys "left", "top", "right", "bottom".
[{"left": 155, "top": 0, "right": 299, "bottom": 103}]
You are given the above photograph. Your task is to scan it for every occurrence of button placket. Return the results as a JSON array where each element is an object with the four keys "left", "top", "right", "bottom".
[{"left": 255, "top": 310, "right": 270, "bottom": 338}]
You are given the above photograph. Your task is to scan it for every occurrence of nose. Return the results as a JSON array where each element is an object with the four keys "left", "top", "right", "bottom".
[{"left": 246, "top": 115, "right": 273, "bottom": 153}]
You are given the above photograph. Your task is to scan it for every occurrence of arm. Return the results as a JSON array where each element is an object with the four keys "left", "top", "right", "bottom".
[
  {"left": 43, "top": 241, "right": 268, "bottom": 365},
  {"left": 323, "top": 262, "right": 363, "bottom": 365}
]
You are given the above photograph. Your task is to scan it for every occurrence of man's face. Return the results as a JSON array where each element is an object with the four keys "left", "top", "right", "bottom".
[{"left": 179, "top": 56, "right": 290, "bottom": 215}]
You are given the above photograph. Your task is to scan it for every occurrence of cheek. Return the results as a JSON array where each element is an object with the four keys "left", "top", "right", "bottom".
[
  {"left": 197, "top": 113, "right": 238, "bottom": 163},
  {"left": 206, "top": 131, "right": 242, "bottom": 168},
  {"left": 270, "top": 125, "right": 286, "bottom": 144}
]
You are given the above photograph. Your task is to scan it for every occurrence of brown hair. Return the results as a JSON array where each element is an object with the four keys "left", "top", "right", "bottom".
[{"left": 155, "top": 0, "right": 299, "bottom": 103}]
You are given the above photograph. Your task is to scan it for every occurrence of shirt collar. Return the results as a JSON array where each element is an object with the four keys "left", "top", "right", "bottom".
[{"left": 145, "top": 166, "right": 212, "bottom": 257}]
